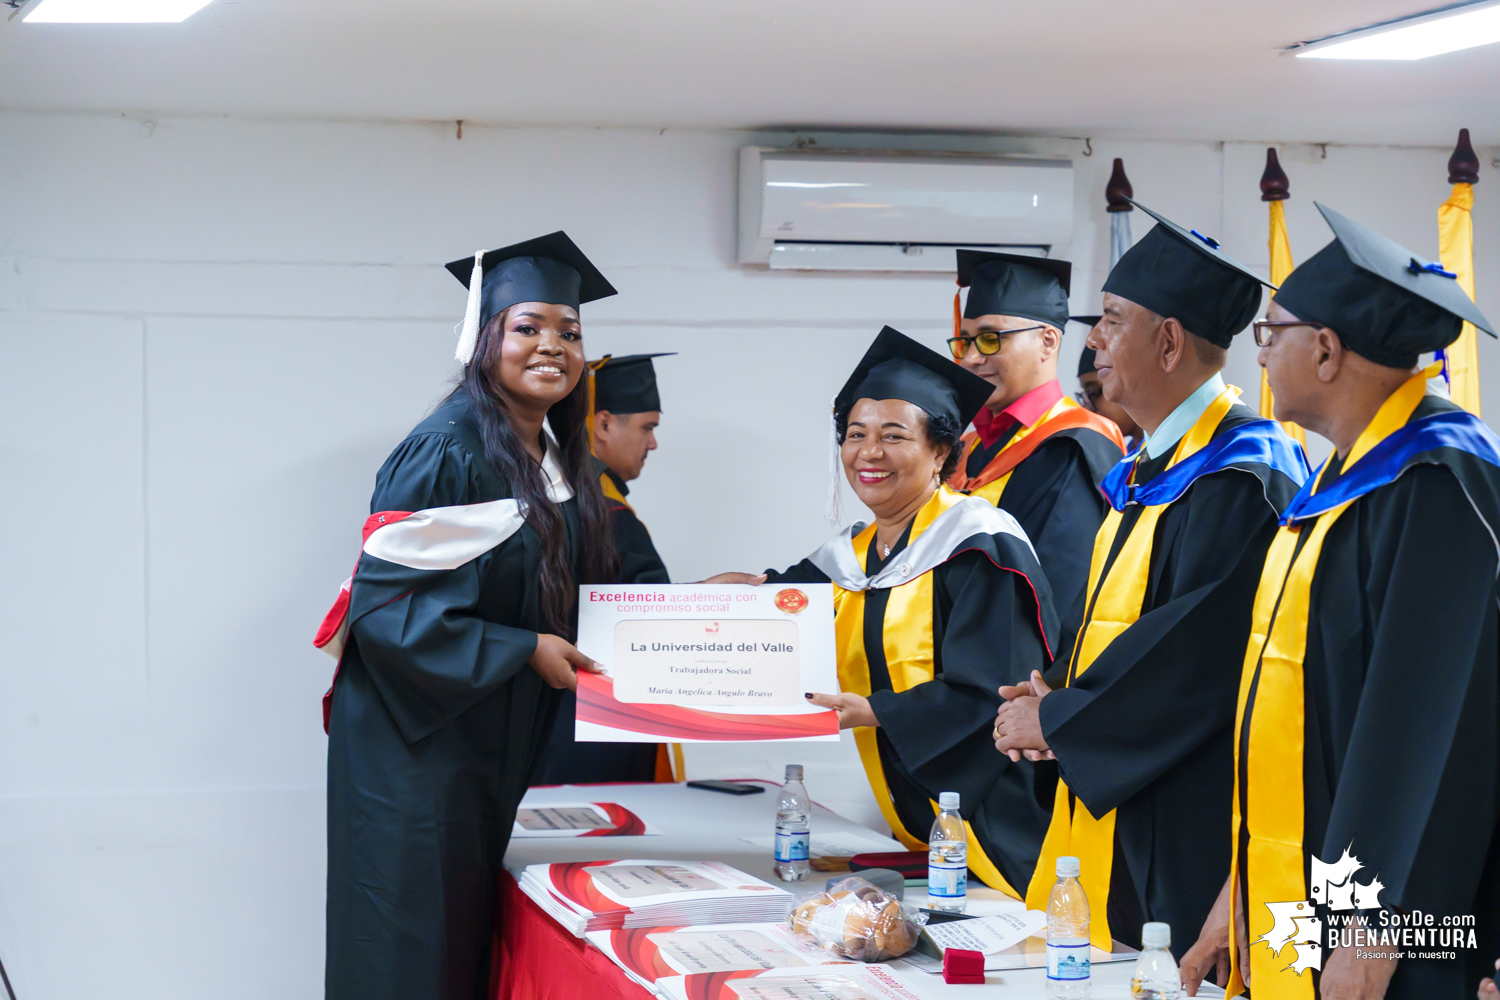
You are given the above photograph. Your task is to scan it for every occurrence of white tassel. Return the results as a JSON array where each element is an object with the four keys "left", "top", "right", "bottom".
[
  {"left": 824, "top": 399, "right": 844, "bottom": 526},
  {"left": 454, "top": 249, "right": 485, "bottom": 365}
]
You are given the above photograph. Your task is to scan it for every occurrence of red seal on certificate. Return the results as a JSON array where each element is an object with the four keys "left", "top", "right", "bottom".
[{"left": 774, "top": 588, "right": 809, "bottom": 614}]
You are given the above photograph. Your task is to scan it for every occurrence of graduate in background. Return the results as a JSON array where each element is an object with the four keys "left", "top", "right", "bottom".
[
  {"left": 945, "top": 253, "right": 1125, "bottom": 638},
  {"left": 318, "top": 233, "right": 616, "bottom": 1000},
  {"left": 1073, "top": 325, "right": 1144, "bottom": 452},
  {"left": 711, "top": 326, "right": 1060, "bottom": 897},
  {"left": 1180, "top": 205, "right": 1500, "bottom": 1000},
  {"left": 992, "top": 202, "right": 1310, "bottom": 955},
  {"left": 590, "top": 353, "right": 672, "bottom": 584},
  {"left": 532, "top": 352, "right": 673, "bottom": 785}
]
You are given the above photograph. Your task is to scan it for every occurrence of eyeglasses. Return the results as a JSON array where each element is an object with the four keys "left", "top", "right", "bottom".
[
  {"left": 1252, "top": 319, "right": 1324, "bottom": 348},
  {"left": 946, "top": 324, "right": 1045, "bottom": 359}
]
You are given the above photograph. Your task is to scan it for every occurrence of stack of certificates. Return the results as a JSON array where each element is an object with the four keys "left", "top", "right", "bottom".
[
  {"left": 515, "top": 859, "right": 794, "bottom": 937},
  {"left": 656, "top": 965, "right": 922, "bottom": 1000},
  {"left": 585, "top": 922, "right": 850, "bottom": 994}
]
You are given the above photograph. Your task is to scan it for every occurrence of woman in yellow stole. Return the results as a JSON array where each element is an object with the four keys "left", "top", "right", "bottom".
[{"left": 719, "top": 326, "right": 1060, "bottom": 897}]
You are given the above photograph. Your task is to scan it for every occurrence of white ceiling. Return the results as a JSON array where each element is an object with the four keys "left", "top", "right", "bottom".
[{"left": 1, "top": 0, "right": 1496, "bottom": 146}]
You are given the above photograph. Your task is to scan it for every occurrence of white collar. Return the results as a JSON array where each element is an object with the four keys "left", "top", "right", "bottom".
[
  {"left": 1142, "top": 373, "right": 1227, "bottom": 459},
  {"left": 807, "top": 493, "right": 1033, "bottom": 591}
]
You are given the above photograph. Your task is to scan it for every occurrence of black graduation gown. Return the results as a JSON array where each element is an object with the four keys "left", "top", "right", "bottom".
[
  {"left": 965, "top": 425, "right": 1123, "bottom": 647},
  {"left": 530, "top": 463, "right": 668, "bottom": 786},
  {"left": 601, "top": 466, "right": 670, "bottom": 586},
  {"left": 1245, "top": 395, "right": 1500, "bottom": 998},
  {"left": 1038, "top": 403, "right": 1301, "bottom": 955},
  {"left": 768, "top": 523, "right": 1058, "bottom": 894},
  {"left": 325, "top": 393, "right": 571, "bottom": 1000}
]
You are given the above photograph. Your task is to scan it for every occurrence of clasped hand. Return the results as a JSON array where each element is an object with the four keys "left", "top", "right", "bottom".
[{"left": 993, "top": 669, "right": 1055, "bottom": 762}]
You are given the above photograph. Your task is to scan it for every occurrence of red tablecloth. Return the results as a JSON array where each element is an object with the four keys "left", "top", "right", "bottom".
[{"left": 495, "top": 870, "right": 654, "bottom": 1000}]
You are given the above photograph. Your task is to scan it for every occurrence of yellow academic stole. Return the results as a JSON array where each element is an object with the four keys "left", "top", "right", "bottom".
[
  {"left": 835, "top": 486, "right": 1023, "bottom": 899},
  {"left": 1025, "top": 385, "right": 1240, "bottom": 950},
  {"left": 599, "top": 471, "right": 633, "bottom": 510},
  {"left": 1228, "top": 365, "right": 1436, "bottom": 998}
]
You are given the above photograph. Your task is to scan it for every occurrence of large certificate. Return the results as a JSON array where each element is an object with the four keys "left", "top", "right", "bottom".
[{"left": 573, "top": 584, "right": 840, "bottom": 743}]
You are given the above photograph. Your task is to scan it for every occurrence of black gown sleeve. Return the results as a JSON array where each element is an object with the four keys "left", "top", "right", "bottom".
[
  {"left": 868, "top": 550, "right": 1047, "bottom": 802},
  {"left": 1038, "top": 469, "right": 1280, "bottom": 816},
  {"left": 1003, "top": 437, "right": 1112, "bottom": 650},
  {"left": 611, "top": 503, "right": 670, "bottom": 584},
  {"left": 1322, "top": 464, "right": 1498, "bottom": 915},
  {"left": 348, "top": 432, "right": 540, "bottom": 745}
]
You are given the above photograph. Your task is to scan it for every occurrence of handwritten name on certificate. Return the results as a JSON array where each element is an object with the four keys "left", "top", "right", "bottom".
[
  {"left": 614, "top": 619, "right": 800, "bottom": 707},
  {"left": 573, "top": 584, "right": 840, "bottom": 742}
]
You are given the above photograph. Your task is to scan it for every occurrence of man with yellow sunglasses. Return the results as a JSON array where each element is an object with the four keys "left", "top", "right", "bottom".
[{"left": 945, "top": 250, "right": 1125, "bottom": 644}]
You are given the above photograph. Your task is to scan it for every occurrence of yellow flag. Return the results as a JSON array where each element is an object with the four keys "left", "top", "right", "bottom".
[
  {"left": 1439, "top": 183, "right": 1481, "bottom": 416},
  {"left": 1260, "top": 200, "right": 1307, "bottom": 444}
]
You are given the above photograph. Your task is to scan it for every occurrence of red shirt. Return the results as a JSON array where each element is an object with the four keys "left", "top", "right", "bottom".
[{"left": 970, "top": 379, "right": 1065, "bottom": 448}]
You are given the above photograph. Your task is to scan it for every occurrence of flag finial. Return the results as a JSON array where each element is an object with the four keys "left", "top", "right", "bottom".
[
  {"left": 1106, "top": 158, "right": 1133, "bottom": 212},
  {"left": 1260, "top": 148, "right": 1290, "bottom": 202},
  {"left": 1449, "top": 128, "right": 1479, "bottom": 185}
]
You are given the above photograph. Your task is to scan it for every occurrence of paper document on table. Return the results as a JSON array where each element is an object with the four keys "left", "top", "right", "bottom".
[
  {"left": 919, "top": 911, "right": 1046, "bottom": 962},
  {"left": 740, "top": 829, "right": 904, "bottom": 857},
  {"left": 511, "top": 802, "right": 658, "bottom": 838},
  {"left": 901, "top": 924, "right": 1139, "bottom": 973},
  {"left": 656, "top": 964, "right": 923, "bottom": 1000},
  {"left": 573, "top": 584, "right": 840, "bottom": 742}
]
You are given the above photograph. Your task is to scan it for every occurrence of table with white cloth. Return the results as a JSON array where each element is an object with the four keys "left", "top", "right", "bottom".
[{"left": 499, "top": 781, "right": 1207, "bottom": 999}]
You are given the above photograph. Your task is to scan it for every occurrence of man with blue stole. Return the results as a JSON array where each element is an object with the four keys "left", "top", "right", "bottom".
[
  {"left": 1178, "top": 205, "right": 1500, "bottom": 1000},
  {"left": 992, "top": 200, "right": 1310, "bottom": 956}
]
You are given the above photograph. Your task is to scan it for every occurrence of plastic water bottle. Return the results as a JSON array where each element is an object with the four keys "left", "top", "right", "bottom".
[
  {"left": 773, "top": 765, "right": 810, "bottom": 881},
  {"left": 1130, "top": 922, "right": 1180, "bottom": 999},
  {"left": 1046, "top": 856, "right": 1091, "bottom": 998},
  {"left": 926, "top": 791, "right": 968, "bottom": 913}
]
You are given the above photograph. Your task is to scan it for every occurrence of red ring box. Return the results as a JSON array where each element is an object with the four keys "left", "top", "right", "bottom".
[{"left": 942, "top": 948, "right": 985, "bottom": 985}]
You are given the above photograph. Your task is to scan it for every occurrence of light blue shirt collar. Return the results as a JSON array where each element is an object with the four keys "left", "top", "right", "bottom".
[{"left": 1142, "top": 373, "right": 1227, "bottom": 459}]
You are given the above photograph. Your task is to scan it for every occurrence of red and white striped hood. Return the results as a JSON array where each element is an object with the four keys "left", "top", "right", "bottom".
[{"left": 314, "top": 435, "right": 573, "bottom": 663}]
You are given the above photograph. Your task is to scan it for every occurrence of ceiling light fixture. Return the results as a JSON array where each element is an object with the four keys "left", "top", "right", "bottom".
[
  {"left": 1286, "top": 0, "right": 1500, "bottom": 59},
  {"left": 22, "top": 0, "right": 212, "bottom": 22}
]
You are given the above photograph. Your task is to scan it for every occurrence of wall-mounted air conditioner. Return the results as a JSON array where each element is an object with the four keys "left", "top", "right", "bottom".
[{"left": 738, "top": 146, "right": 1074, "bottom": 272}]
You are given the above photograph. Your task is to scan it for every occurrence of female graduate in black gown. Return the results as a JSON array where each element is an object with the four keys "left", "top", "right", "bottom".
[
  {"left": 320, "top": 233, "right": 618, "bottom": 1000},
  {"left": 711, "top": 327, "right": 1060, "bottom": 897}
]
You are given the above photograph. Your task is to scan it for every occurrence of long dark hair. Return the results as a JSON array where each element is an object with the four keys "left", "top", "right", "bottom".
[{"left": 455, "top": 308, "right": 616, "bottom": 638}]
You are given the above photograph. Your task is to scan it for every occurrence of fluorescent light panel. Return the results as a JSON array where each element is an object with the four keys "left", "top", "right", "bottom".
[
  {"left": 24, "top": 0, "right": 212, "bottom": 22},
  {"left": 1294, "top": 0, "right": 1500, "bottom": 59}
]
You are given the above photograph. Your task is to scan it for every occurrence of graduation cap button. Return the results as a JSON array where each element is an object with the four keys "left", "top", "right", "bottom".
[{"left": 1408, "top": 257, "right": 1458, "bottom": 279}]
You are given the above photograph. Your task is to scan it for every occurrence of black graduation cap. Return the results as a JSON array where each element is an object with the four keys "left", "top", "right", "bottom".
[
  {"left": 590, "top": 353, "right": 675, "bottom": 414},
  {"left": 444, "top": 231, "right": 617, "bottom": 363},
  {"left": 1273, "top": 203, "right": 1495, "bottom": 369},
  {"left": 835, "top": 326, "right": 995, "bottom": 431},
  {"left": 956, "top": 250, "right": 1072, "bottom": 330},
  {"left": 1102, "top": 198, "right": 1272, "bottom": 349},
  {"left": 1068, "top": 317, "right": 1103, "bottom": 378}
]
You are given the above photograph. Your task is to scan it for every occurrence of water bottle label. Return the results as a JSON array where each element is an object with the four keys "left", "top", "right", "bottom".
[
  {"left": 774, "top": 831, "right": 810, "bottom": 862},
  {"left": 926, "top": 862, "right": 967, "bottom": 897},
  {"left": 1046, "top": 941, "right": 1090, "bottom": 981}
]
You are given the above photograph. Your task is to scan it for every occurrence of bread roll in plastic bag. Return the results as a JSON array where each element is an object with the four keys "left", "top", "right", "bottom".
[{"left": 788, "top": 876, "right": 928, "bottom": 961}]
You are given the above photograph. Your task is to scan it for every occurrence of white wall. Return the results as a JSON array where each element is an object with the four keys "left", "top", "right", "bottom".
[{"left": 1, "top": 111, "right": 1496, "bottom": 1000}]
